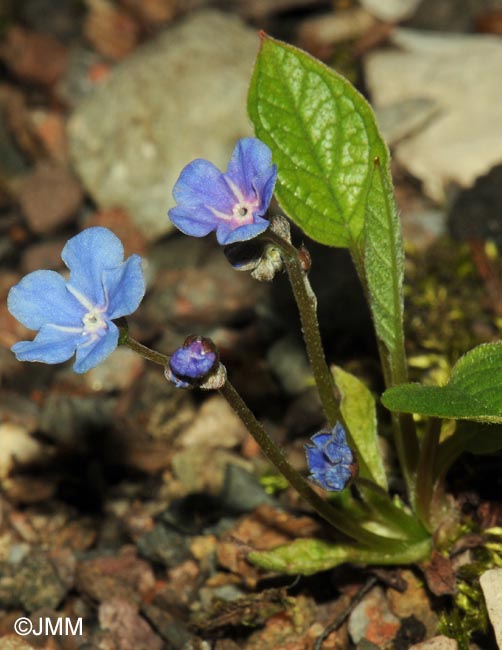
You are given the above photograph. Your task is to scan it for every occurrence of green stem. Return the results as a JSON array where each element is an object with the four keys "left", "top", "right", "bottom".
[
  {"left": 416, "top": 417, "right": 442, "bottom": 530},
  {"left": 220, "top": 378, "right": 410, "bottom": 552},
  {"left": 120, "top": 332, "right": 169, "bottom": 366},
  {"left": 264, "top": 230, "right": 342, "bottom": 428}
]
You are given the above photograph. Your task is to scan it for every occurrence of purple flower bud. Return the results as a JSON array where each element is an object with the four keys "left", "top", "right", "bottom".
[
  {"left": 305, "top": 422, "right": 357, "bottom": 492},
  {"left": 166, "top": 335, "right": 218, "bottom": 388},
  {"left": 168, "top": 138, "right": 277, "bottom": 245}
]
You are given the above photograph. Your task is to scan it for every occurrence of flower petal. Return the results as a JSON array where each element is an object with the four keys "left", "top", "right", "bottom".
[
  {"left": 104, "top": 255, "right": 146, "bottom": 320},
  {"left": 309, "top": 431, "right": 332, "bottom": 450},
  {"left": 11, "top": 324, "right": 80, "bottom": 365},
  {"left": 255, "top": 164, "right": 278, "bottom": 216},
  {"left": 216, "top": 216, "right": 269, "bottom": 245},
  {"left": 173, "top": 159, "right": 236, "bottom": 212},
  {"left": 73, "top": 322, "right": 119, "bottom": 373},
  {"left": 225, "top": 138, "right": 276, "bottom": 207},
  {"left": 168, "top": 205, "right": 218, "bottom": 238},
  {"left": 7, "top": 270, "right": 84, "bottom": 330},
  {"left": 62, "top": 227, "right": 124, "bottom": 307},
  {"left": 305, "top": 445, "right": 326, "bottom": 472},
  {"left": 325, "top": 466, "right": 352, "bottom": 491}
]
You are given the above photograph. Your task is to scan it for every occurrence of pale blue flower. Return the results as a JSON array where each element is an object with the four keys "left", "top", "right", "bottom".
[
  {"left": 168, "top": 138, "right": 277, "bottom": 245},
  {"left": 8, "top": 227, "right": 145, "bottom": 374}
]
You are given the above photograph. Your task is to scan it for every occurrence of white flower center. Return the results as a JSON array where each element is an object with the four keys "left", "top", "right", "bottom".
[{"left": 82, "top": 308, "right": 107, "bottom": 335}]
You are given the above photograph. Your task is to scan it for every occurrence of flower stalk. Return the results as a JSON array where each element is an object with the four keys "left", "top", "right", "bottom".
[{"left": 263, "top": 229, "right": 343, "bottom": 428}]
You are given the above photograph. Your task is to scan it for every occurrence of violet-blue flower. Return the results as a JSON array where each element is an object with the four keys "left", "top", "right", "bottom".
[
  {"left": 305, "top": 423, "right": 356, "bottom": 492},
  {"left": 7, "top": 227, "right": 145, "bottom": 374},
  {"left": 168, "top": 138, "right": 277, "bottom": 245},
  {"left": 166, "top": 335, "right": 218, "bottom": 388}
]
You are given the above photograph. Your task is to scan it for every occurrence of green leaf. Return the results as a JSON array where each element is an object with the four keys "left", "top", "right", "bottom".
[
  {"left": 248, "top": 35, "right": 390, "bottom": 248},
  {"left": 364, "top": 158, "right": 406, "bottom": 382},
  {"left": 248, "top": 537, "right": 431, "bottom": 575},
  {"left": 333, "top": 366, "right": 388, "bottom": 489},
  {"left": 382, "top": 343, "right": 502, "bottom": 422}
]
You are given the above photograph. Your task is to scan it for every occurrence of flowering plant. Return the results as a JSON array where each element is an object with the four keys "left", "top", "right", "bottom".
[{"left": 6, "top": 34, "right": 502, "bottom": 644}]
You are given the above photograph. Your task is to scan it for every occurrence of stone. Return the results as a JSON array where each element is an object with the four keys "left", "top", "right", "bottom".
[
  {"left": 348, "top": 586, "right": 400, "bottom": 647},
  {"left": 178, "top": 395, "right": 247, "bottom": 450},
  {"left": 480, "top": 567, "right": 502, "bottom": 648},
  {"left": 360, "top": 0, "right": 422, "bottom": 22},
  {"left": 137, "top": 524, "right": 191, "bottom": 568},
  {"left": 20, "top": 238, "right": 66, "bottom": 274},
  {"left": 0, "top": 422, "right": 46, "bottom": 480},
  {"left": 18, "top": 163, "right": 83, "bottom": 234},
  {"left": 68, "top": 10, "right": 258, "bottom": 241},
  {"left": 83, "top": 346, "right": 145, "bottom": 392},
  {"left": 365, "top": 30, "right": 502, "bottom": 203},
  {"left": 0, "top": 27, "right": 68, "bottom": 86},
  {"left": 387, "top": 570, "right": 438, "bottom": 637},
  {"left": 98, "top": 598, "right": 163, "bottom": 650}
]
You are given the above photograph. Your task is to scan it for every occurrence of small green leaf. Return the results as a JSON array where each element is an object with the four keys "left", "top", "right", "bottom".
[
  {"left": 248, "top": 35, "right": 390, "bottom": 247},
  {"left": 382, "top": 343, "right": 502, "bottom": 422},
  {"left": 333, "top": 366, "right": 388, "bottom": 489},
  {"left": 248, "top": 537, "right": 431, "bottom": 575},
  {"left": 364, "top": 158, "right": 406, "bottom": 383}
]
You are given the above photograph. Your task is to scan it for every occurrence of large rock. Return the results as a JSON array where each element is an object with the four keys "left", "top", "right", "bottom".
[
  {"left": 68, "top": 10, "right": 258, "bottom": 241},
  {"left": 365, "top": 30, "right": 502, "bottom": 203}
]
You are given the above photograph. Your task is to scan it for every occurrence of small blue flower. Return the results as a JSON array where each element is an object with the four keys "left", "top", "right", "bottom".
[
  {"left": 305, "top": 423, "right": 356, "bottom": 492},
  {"left": 7, "top": 227, "right": 145, "bottom": 374},
  {"left": 166, "top": 335, "right": 218, "bottom": 388},
  {"left": 168, "top": 138, "right": 277, "bottom": 245}
]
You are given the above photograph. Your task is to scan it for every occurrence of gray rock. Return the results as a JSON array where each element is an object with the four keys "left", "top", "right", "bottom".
[
  {"left": 409, "top": 636, "right": 457, "bottom": 650},
  {"left": 68, "top": 10, "right": 258, "bottom": 241},
  {"left": 137, "top": 524, "right": 191, "bottom": 568},
  {"left": 365, "top": 30, "right": 502, "bottom": 203}
]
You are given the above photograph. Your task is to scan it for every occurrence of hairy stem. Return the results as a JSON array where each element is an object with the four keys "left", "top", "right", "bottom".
[
  {"left": 120, "top": 332, "right": 169, "bottom": 366},
  {"left": 416, "top": 417, "right": 442, "bottom": 530},
  {"left": 264, "top": 230, "right": 342, "bottom": 428},
  {"left": 220, "top": 378, "right": 410, "bottom": 552}
]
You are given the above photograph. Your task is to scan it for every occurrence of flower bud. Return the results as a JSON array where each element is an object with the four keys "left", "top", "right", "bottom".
[{"left": 165, "top": 335, "right": 219, "bottom": 388}]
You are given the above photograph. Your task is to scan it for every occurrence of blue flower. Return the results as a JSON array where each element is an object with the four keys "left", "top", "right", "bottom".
[
  {"left": 166, "top": 335, "right": 218, "bottom": 388},
  {"left": 7, "top": 227, "right": 145, "bottom": 374},
  {"left": 305, "top": 423, "right": 356, "bottom": 492},
  {"left": 168, "top": 138, "right": 277, "bottom": 245}
]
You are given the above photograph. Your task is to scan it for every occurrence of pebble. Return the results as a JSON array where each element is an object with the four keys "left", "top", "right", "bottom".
[
  {"left": 16, "top": 551, "right": 68, "bottom": 612},
  {"left": 137, "top": 524, "right": 191, "bottom": 568},
  {"left": 98, "top": 598, "right": 163, "bottom": 650},
  {"left": 480, "top": 567, "right": 502, "bottom": 648},
  {"left": 18, "top": 163, "right": 83, "bottom": 234},
  {"left": 0, "top": 27, "right": 68, "bottom": 86},
  {"left": 360, "top": 0, "right": 422, "bottom": 22},
  {"left": 178, "top": 395, "right": 247, "bottom": 450},
  {"left": 0, "top": 422, "right": 46, "bottom": 480},
  {"left": 83, "top": 347, "right": 145, "bottom": 392},
  {"left": 20, "top": 238, "right": 66, "bottom": 274},
  {"left": 348, "top": 586, "right": 400, "bottom": 647},
  {"left": 76, "top": 548, "right": 155, "bottom": 603},
  {"left": 68, "top": 10, "right": 258, "bottom": 241}
]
